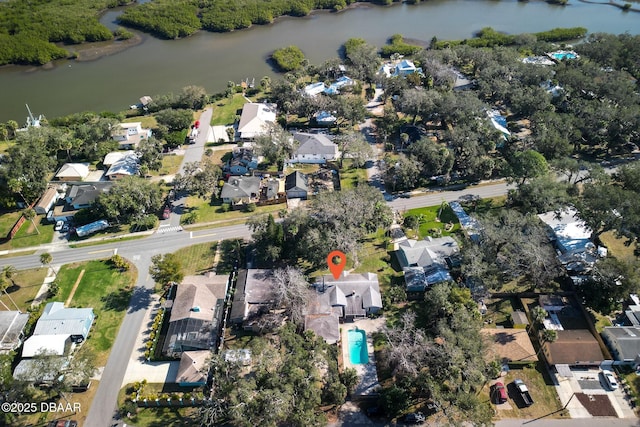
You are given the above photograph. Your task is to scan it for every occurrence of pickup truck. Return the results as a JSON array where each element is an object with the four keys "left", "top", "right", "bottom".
[{"left": 514, "top": 379, "right": 534, "bottom": 406}]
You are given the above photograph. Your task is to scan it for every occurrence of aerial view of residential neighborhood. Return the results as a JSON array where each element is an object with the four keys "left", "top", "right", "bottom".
[{"left": 0, "top": 1, "right": 639, "bottom": 426}]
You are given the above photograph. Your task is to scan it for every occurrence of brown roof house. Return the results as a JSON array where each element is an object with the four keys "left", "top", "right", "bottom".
[
  {"left": 175, "top": 350, "right": 209, "bottom": 387},
  {"left": 542, "top": 329, "right": 604, "bottom": 367},
  {"left": 162, "top": 273, "right": 228, "bottom": 357},
  {"left": 229, "top": 269, "right": 278, "bottom": 331},
  {"left": 483, "top": 328, "right": 538, "bottom": 364}
]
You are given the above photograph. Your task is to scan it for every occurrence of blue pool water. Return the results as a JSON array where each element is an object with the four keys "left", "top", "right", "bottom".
[
  {"left": 348, "top": 329, "right": 369, "bottom": 364},
  {"left": 552, "top": 52, "right": 577, "bottom": 60}
]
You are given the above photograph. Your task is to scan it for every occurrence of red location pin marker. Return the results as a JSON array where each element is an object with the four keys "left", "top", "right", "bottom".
[{"left": 327, "top": 250, "right": 347, "bottom": 279}]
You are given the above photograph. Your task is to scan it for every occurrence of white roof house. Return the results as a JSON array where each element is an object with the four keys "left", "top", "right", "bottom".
[
  {"left": 55, "top": 163, "right": 90, "bottom": 181},
  {"left": 303, "top": 82, "right": 327, "bottom": 97},
  {"left": 112, "top": 122, "right": 152, "bottom": 148},
  {"left": 379, "top": 59, "right": 422, "bottom": 78},
  {"left": 237, "top": 103, "right": 277, "bottom": 140},
  {"left": 105, "top": 153, "right": 140, "bottom": 180},
  {"left": 538, "top": 208, "right": 592, "bottom": 255},
  {"left": 22, "top": 334, "right": 70, "bottom": 357}
]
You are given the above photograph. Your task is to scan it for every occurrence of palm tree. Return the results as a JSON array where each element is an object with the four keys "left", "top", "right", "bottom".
[
  {"left": 8, "top": 178, "right": 28, "bottom": 206},
  {"left": 22, "top": 208, "right": 40, "bottom": 235},
  {"left": 40, "top": 252, "right": 54, "bottom": 278},
  {"left": 531, "top": 306, "right": 548, "bottom": 325},
  {"left": 536, "top": 328, "right": 558, "bottom": 358},
  {"left": 1, "top": 265, "right": 20, "bottom": 311}
]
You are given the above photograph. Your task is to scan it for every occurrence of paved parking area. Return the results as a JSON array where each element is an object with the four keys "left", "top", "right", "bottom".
[{"left": 552, "top": 367, "right": 636, "bottom": 418}]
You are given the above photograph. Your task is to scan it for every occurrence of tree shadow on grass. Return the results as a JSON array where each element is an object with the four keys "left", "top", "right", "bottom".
[{"left": 101, "top": 287, "right": 134, "bottom": 312}]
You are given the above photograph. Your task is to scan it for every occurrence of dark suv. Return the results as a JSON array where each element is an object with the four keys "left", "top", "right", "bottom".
[{"left": 404, "top": 412, "right": 426, "bottom": 424}]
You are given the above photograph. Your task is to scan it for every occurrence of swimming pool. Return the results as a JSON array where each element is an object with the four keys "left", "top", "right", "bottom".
[
  {"left": 551, "top": 52, "right": 577, "bottom": 60},
  {"left": 348, "top": 329, "right": 369, "bottom": 364}
]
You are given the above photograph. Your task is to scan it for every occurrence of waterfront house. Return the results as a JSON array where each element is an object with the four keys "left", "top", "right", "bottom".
[
  {"left": 237, "top": 103, "right": 277, "bottom": 140},
  {"left": 112, "top": 122, "right": 152, "bottom": 149},
  {"left": 303, "top": 82, "right": 327, "bottom": 97}
]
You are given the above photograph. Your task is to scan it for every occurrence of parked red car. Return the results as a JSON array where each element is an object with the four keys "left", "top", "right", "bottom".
[
  {"left": 162, "top": 206, "right": 171, "bottom": 219},
  {"left": 492, "top": 381, "right": 508, "bottom": 404},
  {"left": 194, "top": 120, "right": 200, "bottom": 129}
]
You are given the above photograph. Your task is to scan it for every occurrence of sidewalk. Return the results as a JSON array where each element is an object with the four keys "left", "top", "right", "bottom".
[{"left": 31, "top": 265, "right": 60, "bottom": 308}]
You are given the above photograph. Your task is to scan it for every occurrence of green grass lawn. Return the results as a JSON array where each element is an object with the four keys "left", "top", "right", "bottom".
[
  {"left": 600, "top": 231, "right": 637, "bottom": 264},
  {"left": 0, "top": 210, "right": 21, "bottom": 236},
  {"left": 55, "top": 260, "right": 137, "bottom": 366},
  {"left": 0, "top": 215, "right": 54, "bottom": 251},
  {"left": 171, "top": 242, "right": 218, "bottom": 275},
  {"left": 403, "top": 204, "right": 460, "bottom": 239},
  {"left": 339, "top": 166, "right": 368, "bottom": 190},
  {"left": 181, "top": 196, "right": 284, "bottom": 224},
  {"left": 484, "top": 298, "right": 520, "bottom": 328},
  {"left": 211, "top": 94, "right": 248, "bottom": 126},
  {"left": 123, "top": 115, "right": 158, "bottom": 129},
  {"left": 149, "top": 155, "right": 184, "bottom": 177},
  {"left": 0, "top": 267, "right": 48, "bottom": 311},
  {"left": 490, "top": 363, "right": 566, "bottom": 419}
]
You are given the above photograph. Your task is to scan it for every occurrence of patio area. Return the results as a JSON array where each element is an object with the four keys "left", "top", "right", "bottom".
[{"left": 340, "top": 317, "right": 385, "bottom": 396}]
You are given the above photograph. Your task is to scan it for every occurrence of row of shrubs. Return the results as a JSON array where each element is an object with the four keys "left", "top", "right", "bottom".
[{"left": 144, "top": 307, "right": 165, "bottom": 361}]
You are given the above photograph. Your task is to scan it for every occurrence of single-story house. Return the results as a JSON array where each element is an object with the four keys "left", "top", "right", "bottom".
[
  {"left": 602, "top": 326, "right": 640, "bottom": 363},
  {"left": 483, "top": 328, "right": 538, "bottom": 364},
  {"left": 538, "top": 207, "right": 599, "bottom": 273},
  {"left": 175, "top": 350, "right": 209, "bottom": 387},
  {"left": 303, "top": 82, "right": 327, "bottom": 97},
  {"left": 290, "top": 132, "right": 339, "bottom": 164},
  {"left": 103, "top": 150, "right": 136, "bottom": 167},
  {"left": 262, "top": 178, "right": 285, "bottom": 201},
  {"left": 34, "top": 187, "right": 62, "bottom": 215},
  {"left": 63, "top": 183, "right": 112, "bottom": 211},
  {"left": 325, "top": 76, "right": 354, "bottom": 95},
  {"left": 0, "top": 311, "right": 30, "bottom": 353},
  {"left": 112, "top": 122, "right": 152, "bottom": 149},
  {"left": 22, "top": 334, "right": 71, "bottom": 357},
  {"left": 398, "top": 237, "right": 458, "bottom": 291},
  {"left": 378, "top": 60, "right": 423, "bottom": 78},
  {"left": 33, "top": 302, "right": 94, "bottom": 343},
  {"left": 304, "top": 272, "right": 382, "bottom": 343},
  {"left": 314, "top": 273, "right": 382, "bottom": 320},
  {"left": 314, "top": 111, "right": 337, "bottom": 126},
  {"left": 55, "top": 163, "right": 90, "bottom": 182},
  {"left": 220, "top": 176, "right": 261, "bottom": 205},
  {"left": 449, "top": 201, "right": 482, "bottom": 242},
  {"left": 229, "top": 269, "right": 277, "bottom": 328},
  {"left": 237, "top": 103, "right": 277, "bottom": 140},
  {"left": 225, "top": 148, "right": 258, "bottom": 176},
  {"left": 105, "top": 152, "right": 140, "bottom": 180},
  {"left": 285, "top": 171, "right": 308, "bottom": 200},
  {"left": 542, "top": 329, "right": 604, "bottom": 367},
  {"left": 163, "top": 272, "right": 228, "bottom": 357}
]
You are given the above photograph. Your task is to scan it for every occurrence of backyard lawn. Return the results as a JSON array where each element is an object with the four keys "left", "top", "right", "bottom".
[
  {"left": 171, "top": 242, "right": 218, "bottom": 275},
  {"left": 211, "top": 94, "right": 248, "bottom": 126},
  {"left": 402, "top": 203, "right": 460, "bottom": 239},
  {"left": 123, "top": 115, "right": 158, "bottom": 129}
]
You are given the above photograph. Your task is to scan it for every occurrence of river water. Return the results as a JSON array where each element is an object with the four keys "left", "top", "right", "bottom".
[{"left": 0, "top": 0, "right": 637, "bottom": 122}]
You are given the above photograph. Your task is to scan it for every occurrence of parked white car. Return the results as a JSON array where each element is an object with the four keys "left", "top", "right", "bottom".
[
  {"left": 54, "top": 220, "right": 64, "bottom": 231},
  {"left": 602, "top": 369, "right": 619, "bottom": 390}
]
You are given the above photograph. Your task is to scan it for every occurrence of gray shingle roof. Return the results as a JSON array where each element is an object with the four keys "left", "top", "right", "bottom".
[
  {"left": 293, "top": 132, "right": 338, "bottom": 156},
  {"left": 285, "top": 171, "right": 308, "bottom": 192},
  {"left": 220, "top": 176, "right": 261, "bottom": 199}
]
